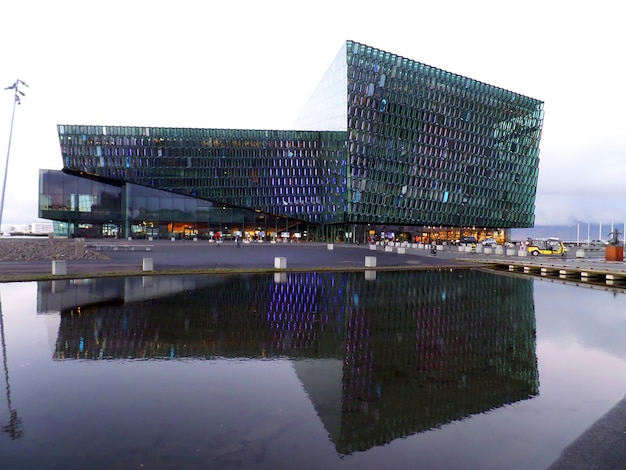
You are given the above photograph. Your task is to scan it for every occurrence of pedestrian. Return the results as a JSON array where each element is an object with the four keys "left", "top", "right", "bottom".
[{"left": 215, "top": 230, "right": 221, "bottom": 246}]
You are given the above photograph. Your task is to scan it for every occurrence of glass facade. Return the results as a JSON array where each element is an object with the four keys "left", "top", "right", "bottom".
[
  {"left": 40, "top": 40, "right": 543, "bottom": 239},
  {"left": 339, "top": 41, "right": 543, "bottom": 228}
]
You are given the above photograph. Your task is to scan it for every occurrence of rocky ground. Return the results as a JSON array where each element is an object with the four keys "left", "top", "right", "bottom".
[{"left": 0, "top": 238, "right": 109, "bottom": 261}]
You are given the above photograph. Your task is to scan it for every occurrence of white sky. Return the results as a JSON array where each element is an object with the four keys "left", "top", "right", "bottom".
[{"left": 1, "top": 0, "right": 624, "bottom": 228}]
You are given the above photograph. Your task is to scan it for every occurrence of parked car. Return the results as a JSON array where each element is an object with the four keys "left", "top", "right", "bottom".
[
  {"left": 459, "top": 236, "right": 477, "bottom": 245},
  {"left": 589, "top": 239, "right": 608, "bottom": 247},
  {"left": 481, "top": 237, "right": 497, "bottom": 247},
  {"left": 527, "top": 237, "right": 568, "bottom": 257}
]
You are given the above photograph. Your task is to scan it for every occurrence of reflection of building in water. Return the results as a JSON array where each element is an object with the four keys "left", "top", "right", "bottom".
[{"left": 46, "top": 270, "right": 538, "bottom": 454}]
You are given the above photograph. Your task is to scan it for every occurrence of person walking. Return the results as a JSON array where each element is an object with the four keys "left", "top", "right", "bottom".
[{"left": 215, "top": 230, "right": 221, "bottom": 246}]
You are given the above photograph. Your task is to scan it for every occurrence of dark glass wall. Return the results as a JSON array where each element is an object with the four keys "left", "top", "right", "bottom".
[
  {"left": 39, "top": 169, "right": 314, "bottom": 240},
  {"left": 39, "top": 169, "right": 123, "bottom": 237}
]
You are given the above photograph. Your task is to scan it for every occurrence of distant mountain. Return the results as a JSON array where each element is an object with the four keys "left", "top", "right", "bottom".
[{"left": 511, "top": 223, "right": 625, "bottom": 243}]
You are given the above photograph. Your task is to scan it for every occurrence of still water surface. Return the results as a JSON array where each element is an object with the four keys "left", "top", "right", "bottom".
[{"left": 0, "top": 270, "right": 625, "bottom": 469}]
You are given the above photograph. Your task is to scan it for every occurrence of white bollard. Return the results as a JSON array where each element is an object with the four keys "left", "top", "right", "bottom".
[
  {"left": 576, "top": 249, "right": 585, "bottom": 258},
  {"left": 327, "top": 243, "right": 334, "bottom": 250},
  {"left": 52, "top": 260, "right": 67, "bottom": 275},
  {"left": 365, "top": 256, "right": 377, "bottom": 267},
  {"left": 384, "top": 246, "right": 393, "bottom": 252},
  {"left": 143, "top": 258, "right": 153, "bottom": 271},
  {"left": 518, "top": 249, "right": 528, "bottom": 257},
  {"left": 274, "top": 257, "right": 287, "bottom": 269},
  {"left": 365, "top": 270, "right": 377, "bottom": 281},
  {"left": 397, "top": 247, "right": 406, "bottom": 254},
  {"left": 369, "top": 244, "right": 377, "bottom": 251}
]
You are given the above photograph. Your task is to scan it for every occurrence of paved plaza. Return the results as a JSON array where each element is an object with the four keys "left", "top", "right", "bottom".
[{"left": 0, "top": 239, "right": 625, "bottom": 282}]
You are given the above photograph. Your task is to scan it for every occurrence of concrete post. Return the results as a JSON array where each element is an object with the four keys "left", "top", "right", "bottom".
[
  {"left": 143, "top": 258, "right": 153, "bottom": 271},
  {"left": 52, "top": 260, "right": 67, "bottom": 275},
  {"left": 274, "top": 257, "right": 287, "bottom": 269},
  {"left": 365, "top": 256, "right": 377, "bottom": 267}
]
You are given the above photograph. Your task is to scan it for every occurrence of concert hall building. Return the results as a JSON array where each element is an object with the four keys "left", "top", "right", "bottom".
[{"left": 39, "top": 40, "right": 544, "bottom": 242}]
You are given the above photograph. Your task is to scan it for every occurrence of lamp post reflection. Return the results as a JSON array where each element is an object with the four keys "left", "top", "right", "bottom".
[{"left": 0, "top": 293, "right": 23, "bottom": 439}]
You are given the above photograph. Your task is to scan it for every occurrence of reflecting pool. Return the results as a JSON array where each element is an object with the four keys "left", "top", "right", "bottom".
[{"left": 1, "top": 270, "right": 625, "bottom": 469}]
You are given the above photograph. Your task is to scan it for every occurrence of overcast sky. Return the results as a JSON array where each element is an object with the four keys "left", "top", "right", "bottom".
[{"left": 1, "top": 0, "right": 624, "bottom": 229}]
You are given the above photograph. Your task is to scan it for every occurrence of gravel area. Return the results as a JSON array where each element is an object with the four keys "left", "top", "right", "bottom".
[{"left": 0, "top": 238, "right": 109, "bottom": 261}]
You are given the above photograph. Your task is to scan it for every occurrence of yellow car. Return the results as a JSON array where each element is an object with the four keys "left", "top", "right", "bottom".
[{"left": 526, "top": 238, "right": 568, "bottom": 257}]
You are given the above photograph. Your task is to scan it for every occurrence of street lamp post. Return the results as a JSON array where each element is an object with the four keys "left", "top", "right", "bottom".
[
  {"left": 1, "top": 79, "right": 28, "bottom": 234},
  {"left": 0, "top": 79, "right": 28, "bottom": 233}
]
